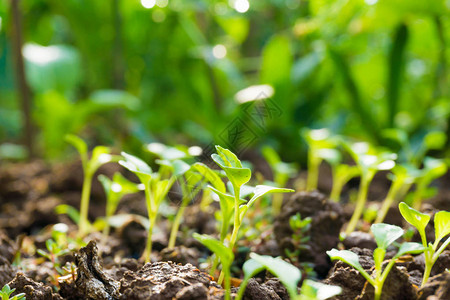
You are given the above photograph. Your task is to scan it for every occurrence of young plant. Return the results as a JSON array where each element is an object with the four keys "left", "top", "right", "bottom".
[
  {"left": 98, "top": 173, "right": 140, "bottom": 248},
  {"left": 398, "top": 202, "right": 450, "bottom": 287},
  {"left": 193, "top": 233, "right": 234, "bottom": 300},
  {"left": 212, "top": 146, "right": 294, "bottom": 249},
  {"left": 375, "top": 165, "right": 419, "bottom": 223},
  {"left": 119, "top": 152, "right": 175, "bottom": 262},
  {"left": 0, "top": 285, "right": 25, "bottom": 300},
  {"left": 37, "top": 239, "right": 70, "bottom": 272},
  {"left": 210, "top": 146, "right": 294, "bottom": 281},
  {"left": 344, "top": 142, "right": 397, "bottom": 235},
  {"left": 318, "top": 148, "right": 359, "bottom": 202},
  {"left": 327, "top": 223, "right": 425, "bottom": 300},
  {"left": 66, "top": 134, "right": 120, "bottom": 237},
  {"left": 237, "top": 253, "right": 341, "bottom": 300},
  {"left": 302, "top": 128, "right": 337, "bottom": 191},
  {"left": 285, "top": 213, "right": 312, "bottom": 266},
  {"left": 410, "top": 157, "right": 447, "bottom": 210},
  {"left": 261, "top": 146, "right": 297, "bottom": 215}
]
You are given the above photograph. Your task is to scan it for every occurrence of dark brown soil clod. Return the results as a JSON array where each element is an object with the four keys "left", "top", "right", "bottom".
[{"left": 274, "top": 191, "right": 345, "bottom": 277}]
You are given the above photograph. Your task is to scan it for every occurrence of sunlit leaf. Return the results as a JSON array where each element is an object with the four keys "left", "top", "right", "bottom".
[{"left": 371, "top": 223, "right": 404, "bottom": 250}]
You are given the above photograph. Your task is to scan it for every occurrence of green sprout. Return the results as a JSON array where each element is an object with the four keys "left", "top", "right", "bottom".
[
  {"left": 208, "top": 146, "right": 293, "bottom": 282},
  {"left": 0, "top": 284, "right": 25, "bottom": 300},
  {"left": 119, "top": 152, "right": 175, "bottom": 262},
  {"left": 410, "top": 157, "right": 447, "bottom": 210},
  {"left": 237, "top": 253, "right": 341, "bottom": 300},
  {"left": 261, "top": 146, "right": 297, "bottom": 215},
  {"left": 65, "top": 134, "right": 120, "bottom": 237},
  {"left": 318, "top": 148, "right": 359, "bottom": 202},
  {"left": 193, "top": 233, "right": 234, "bottom": 300},
  {"left": 302, "top": 128, "right": 337, "bottom": 192},
  {"left": 285, "top": 213, "right": 312, "bottom": 267},
  {"left": 375, "top": 165, "right": 419, "bottom": 223},
  {"left": 146, "top": 143, "right": 217, "bottom": 250},
  {"left": 211, "top": 146, "right": 294, "bottom": 250},
  {"left": 98, "top": 173, "right": 140, "bottom": 249},
  {"left": 398, "top": 202, "right": 450, "bottom": 287},
  {"left": 327, "top": 223, "right": 425, "bottom": 300},
  {"left": 344, "top": 142, "right": 397, "bottom": 235}
]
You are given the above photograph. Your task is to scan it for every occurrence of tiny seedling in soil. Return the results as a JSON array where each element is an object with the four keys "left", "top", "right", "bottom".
[
  {"left": 0, "top": 284, "right": 25, "bottom": 300},
  {"left": 119, "top": 151, "right": 175, "bottom": 262},
  {"left": 66, "top": 134, "right": 120, "bottom": 237},
  {"left": 327, "top": 223, "right": 425, "bottom": 300},
  {"left": 285, "top": 213, "right": 314, "bottom": 276},
  {"left": 409, "top": 157, "right": 447, "bottom": 210},
  {"left": 399, "top": 202, "right": 450, "bottom": 287},
  {"left": 210, "top": 146, "right": 294, "bottom": 281},
  {"left": 237, "top": 253, "right": 341, "bottom": 300},
  {"left": 343, "top": 142, "right": 396, "bottom": 235},
  {"left": 301, "top": 128, "right": 337, "bottom": 192},
  {"left": 318, "top": 147, "right": 359, "bottom": 202},
  {"left": 98, "top": 172, "right": 140, "bottom": 249},
  {"left": 261, "top": 146, "right": 297, "bottom": 215},
  {"left": 375, "top": 164, "right": 419, "bottom": 223},
  {"left": 193, "top": 233, "right": 234, "bottom": 300}
]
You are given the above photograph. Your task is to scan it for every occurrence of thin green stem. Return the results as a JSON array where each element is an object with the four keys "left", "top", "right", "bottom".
[
  {"left": 345, "top": 175, "right": 371, "bottom": 235},
  {"left": 224, "top": 270, "right": 231, "bottom": 300},
  {"left": 78, "top": 171, "right": 93, "bottom": 237},
  {"left": 142, "top": 215, "right": 156, "bottom": 263},
  {"left": 306, "top": 155, "right": 320, "bottom": 191},
  {"left": 412, "top": 180, "right": 427, "bottom": 210},
  {"left": 272, "top": 193, "right": 283, "bottom": 215},
  {"left": 168, "top": 197, "right": 189, "bottom": 249},
  {"left": 330, "top": 178, "right": 344, "bottom": 202}
]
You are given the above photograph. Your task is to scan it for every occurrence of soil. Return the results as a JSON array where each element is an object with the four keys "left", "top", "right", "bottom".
[{"left": 1, "top": 160, "right": 449, "bottom": 300}]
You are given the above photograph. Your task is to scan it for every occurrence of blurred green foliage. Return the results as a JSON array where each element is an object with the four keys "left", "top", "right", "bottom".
[{"left": 0, "top": 0, "right": 449, "bottom": 160}]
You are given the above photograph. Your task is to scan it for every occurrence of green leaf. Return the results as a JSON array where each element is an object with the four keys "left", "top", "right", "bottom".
[
  {"left": 327, "top": 249, "right": 375, "bottom": 286},
  {"left": 434, "top": 210, "right": 450, "bottom": 243},
  {"left": 193, "top": 233, "right": 234, "bottom": 269},
  {"left": 261, "top": 35, "right": 292, "bottom": 85},
  {"left": 395, "top": 242, "right": 425, "bottom": 258},
  {"left": 422, "top": 157, "right": 448, "bottom": 182},
  {"left": 247, "top": 185, "right": 294, "bottom": 208},
  {"left": 147, "top": 143, "right": 188, "bottom": 160},
  {"left": 55, "top": 204, "right": 81, "bottom": 224},
  {"left": 214, "top": 145, "right": 243, "bottom": 168},
  {"left": 424, "top": 131, "right": 447, "bottom": 151},
  {"left": 300, "top": 279, "right": 342, "bottom": 300},
  {"left": 399, "top": 202, "right": 430, "bottom": 237},
  {"left": 119, "top": 152, "right": 152, "bottom": 184},
  {"left": 157, "top": 159, "right": 191, "bottom": 176},
  {"left": 192, "top": 163, "right": 226, "bottom": 193},
  {"left": 317, "top": 148, "right": 342, "bottom": 166},
  {"left": 371, "top": 223, "right": 404, "bottom": 250},
  {"left": 90, "top": 89, "right": 140, "bottom": 111},
  {"left": 327, "top": 249, "right": 364, "bottom": 273},
  {"left": 65, "top": 134, "right": 88, "bottom": 164},
  {"left": 249, "top": 253, "right": 301, "bottom": 300}
]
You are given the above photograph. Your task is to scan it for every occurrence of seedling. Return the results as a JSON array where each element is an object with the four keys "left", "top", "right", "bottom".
[
  {"left": 327, "top": 223, "right": 425, "bottom": 300},
  {"left": 237, "top": 253, "right": 341, "bottom": 300},
  {"left": 398, "top": 202, "right": 450, "bottom": 286},
  {"left": 119, "top": 152, "right": 175, "bottom": 262},
  {"left": 212, "top": 146, "right": 294, "bottom": 249},
  {"left": 318, "top": 148, "right": 359, "bottom": 202},
  {"left": 302, "top": 128, "right": 337, "bottom": 191},
  {"left": 375, "top": 165, "right": 419, "bottom": 223},
  {"left": 344, "top": 142, "right": 396, "bottom": 235},
  {"left": 193, "top": 233, "right": 234, "bottom": 300},
  {"left": 0, "top": 284, "right": 25, "bottom": 300},
  {"left": 410, "top": 157, "right": 447, "bottom": 210},
  {"left": 66, "top": 134, "right": 120, "bottom": 237},
  {"left": 261, "top": 146, "right": 297, "bottom": 214},
  {"left": 285, "top": 213, "right": 312, "bottom": 266},
  {"left": 209, "top": 146, "right": 293, "bottom": 282},
  {"left": 98, "top": 173, "right": 140, "bottom": 249},
  {"left": 37, "top": 239, "right": 70, "bottom": 271}
]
